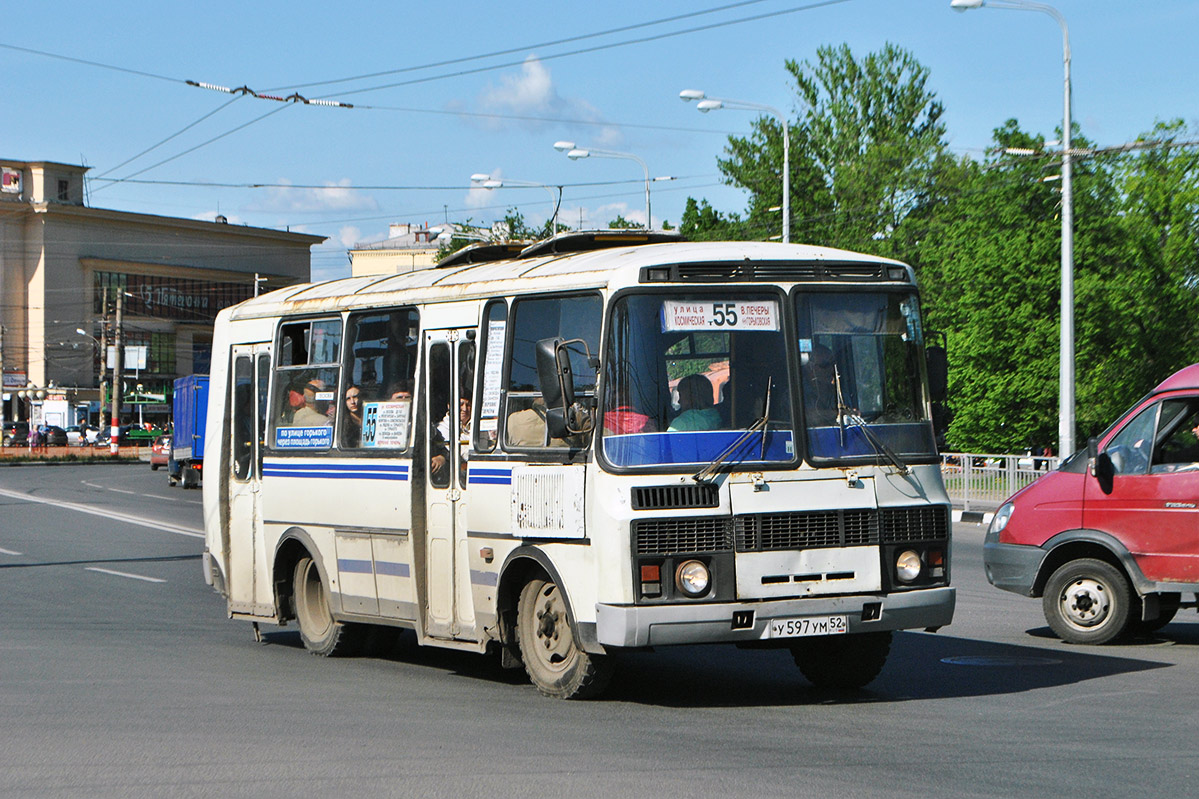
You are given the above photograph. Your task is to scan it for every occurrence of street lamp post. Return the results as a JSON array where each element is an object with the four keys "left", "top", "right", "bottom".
[
  {"left": 952, "top": 0, "right": 1074, "bottom": 457},
  {"left": 470, "top": 174, "right": 563, "bottom": 234},
  {"left": 680, "top": 89, "right": 790, "bottom": 244},
  {"left": 553, "top": 142, "right": 651, "bottom": 229}
]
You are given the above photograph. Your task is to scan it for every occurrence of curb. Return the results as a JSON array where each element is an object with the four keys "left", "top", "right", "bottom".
[{"left": 953, "top": 509, "right": 994, "bottom": 526}]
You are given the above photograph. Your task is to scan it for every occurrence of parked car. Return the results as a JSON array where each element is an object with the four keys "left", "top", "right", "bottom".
[
  {"left": 65, "top": 425, "right": 100, "bottom": 446},
  {"left": 985, "top": 362, "right": 1199, "bottom": 645},
  {"left": 2, "top": 421, "right": 30, "bottom": 447},
  {"left": 150, "top": 435, "right": 171, "bottom": 470},
  {"left": 42, "top": 426, "right": 68, "bottom": 447},
  {"left": 93, "top": 425, "right": 133, "bottom": 447}
]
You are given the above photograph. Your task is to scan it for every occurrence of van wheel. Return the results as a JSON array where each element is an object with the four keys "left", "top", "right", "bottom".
[
  {"left": 1043, "top": 558, "right": 1133, "bottom": 644},
  {"left": 292, "top": 556, "right": 361, "bottom": 656},
  {"left": 791, "top": 631, "right": 892, "bottom": 690},
  {"left": 516, "top": 577, "right": 612, "bottom": 699}
]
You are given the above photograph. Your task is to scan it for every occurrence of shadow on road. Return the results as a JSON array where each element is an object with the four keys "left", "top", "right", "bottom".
[{"left": 257, "top": 625, "right": 1173, "bottom": 706}]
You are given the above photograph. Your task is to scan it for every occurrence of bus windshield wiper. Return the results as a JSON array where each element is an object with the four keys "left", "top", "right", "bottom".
[
  {"left": 833, "top": 365, "right": 909, "bottom": 475},
  {"left": 693, "top": 380, "right": 771, "bottom": 484}
]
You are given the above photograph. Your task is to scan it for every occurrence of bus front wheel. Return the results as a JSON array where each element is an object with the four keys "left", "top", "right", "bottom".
[
  {"left": 516, "top": 577, "right": 612, "bottom": 699},
  {"left": 791, "top": 631, "right": 892, "bottom": 690},
  {"left": 292, "top": 556, "right": 361, "bottom": 657}
]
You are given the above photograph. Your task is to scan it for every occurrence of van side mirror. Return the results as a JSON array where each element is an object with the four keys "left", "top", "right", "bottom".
[
  {"left": 1087, "top": 436, "right": 1099, "bottom": 460},
  {"left": 926, "top": 345, "right": 948, "bottom": 404},
  {"left": 1092, "top": 449, "right": 1115, "bottom": 494}
]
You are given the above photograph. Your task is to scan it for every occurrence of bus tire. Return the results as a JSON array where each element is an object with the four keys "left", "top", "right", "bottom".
[
  {"left": 791, "top": 631, "right": 892, "bottom": 690},
  {"left": 1043, "top": 558, "right": 1132, "bottom": 644},
  {"left": 292, "top": 556, "right": 361, "bottom": 657},
  {"left": 517, "top": 576, "right": 612, "bottom": 699}
]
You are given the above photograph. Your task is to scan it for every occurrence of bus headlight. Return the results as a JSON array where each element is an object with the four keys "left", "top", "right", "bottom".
[
  {"left": 675, "top": 560, "right": 711, "bottom": 597},
  {"left": 896, "top": 550, "right": 922, "bottom": 583}
]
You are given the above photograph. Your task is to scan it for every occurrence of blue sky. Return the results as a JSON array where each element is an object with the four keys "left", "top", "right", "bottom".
[{"left": 3, "top": 0, "right": 1195, "bottom": 280}]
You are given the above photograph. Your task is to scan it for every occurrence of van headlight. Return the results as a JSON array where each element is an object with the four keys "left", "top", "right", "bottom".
[
  {"left": 895, "top": 550, "right": 922, "bottom": 583},
  {"left": 675, "top": 560, "right": 711, "bottom": 597},
  {"left": 988, "top": 502, "right": 1015, "bottom": 541}
]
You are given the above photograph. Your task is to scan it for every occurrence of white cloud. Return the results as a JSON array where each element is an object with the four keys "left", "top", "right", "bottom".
[
  {"left": 472, "top": 55, "right": 612, "bottom": 138},
  {"left": 336, "top": 225, "right": 363, "bottom": 248},
  {"left": 562, "top": 201, "right": 648, "bottom": 230},
  {"left": 246, "top": 178, "right": 378, "bottom": 213}
]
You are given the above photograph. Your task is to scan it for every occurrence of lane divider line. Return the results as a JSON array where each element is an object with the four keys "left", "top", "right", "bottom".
[
  {"left": 0, "top": 487, "right": 204, "bottom": 539},
  {"left": 86, "top": 567, "right": 166, "bottom": 583},
  {"left": 0, "top": 547, "right": 23, "bottom": 556}
]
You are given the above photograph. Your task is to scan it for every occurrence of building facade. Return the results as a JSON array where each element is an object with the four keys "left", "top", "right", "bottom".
[{"left": 0, "top": 159, "right": 324, "bottom": 429}]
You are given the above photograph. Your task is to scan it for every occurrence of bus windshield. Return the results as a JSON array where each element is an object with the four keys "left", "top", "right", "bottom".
[
  {"left": 601, "top": 292, "right": 795, "bottom": 469},
  {"left": 797, "top": 291, "right": 936, "bottom": 462}
]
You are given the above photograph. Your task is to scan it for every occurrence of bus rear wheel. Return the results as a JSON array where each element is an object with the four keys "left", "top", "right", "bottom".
[
  {"left": 293, "top": 556, "right": 361, "bottom": 656},
  {"left": 791, "top": 631, "right": 892, "bottom": 690},
  {"left": 516, "top": 577, "right": 612, "bottom": 699}
]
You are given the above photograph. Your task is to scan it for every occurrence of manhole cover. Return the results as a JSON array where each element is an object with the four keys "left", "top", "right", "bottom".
[{"left": 940, "top": 655, "right": 1061, "bottom": 666}]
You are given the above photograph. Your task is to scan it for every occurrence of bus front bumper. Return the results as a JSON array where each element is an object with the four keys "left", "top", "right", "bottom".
[{"left": 594, "top": 586, "right": 955, "bottom": 648}]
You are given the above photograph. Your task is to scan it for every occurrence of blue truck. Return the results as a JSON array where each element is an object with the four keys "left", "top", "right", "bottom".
[{"left": 169, "top": 374, "right": 208, "bottom": 489}]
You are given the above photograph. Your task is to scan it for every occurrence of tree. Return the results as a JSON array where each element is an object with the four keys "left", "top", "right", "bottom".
[{"left": 718, "top": 43, "right": 949, "bottom": 251}]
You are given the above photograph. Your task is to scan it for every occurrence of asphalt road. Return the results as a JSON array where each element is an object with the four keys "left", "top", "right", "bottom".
[{"left": 1, "top": 463, "right": 1196, "bottom": 798}]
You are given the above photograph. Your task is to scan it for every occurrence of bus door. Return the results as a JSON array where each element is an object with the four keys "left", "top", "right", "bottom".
[
  {"left": 422, "top": 329, "right": 478, "bottom": 641},
  {"left": 226, "top": 344, "right": 272, "bottom": 615}
]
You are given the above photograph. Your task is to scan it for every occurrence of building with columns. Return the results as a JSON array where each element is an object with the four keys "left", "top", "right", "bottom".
[{"left": 0, "top": 158, "right": 324, "bottom": 429}]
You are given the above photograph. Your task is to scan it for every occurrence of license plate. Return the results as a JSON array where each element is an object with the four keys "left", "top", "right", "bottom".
[{"left": 766, "top": 615, "right": 848, "bottom": 639}]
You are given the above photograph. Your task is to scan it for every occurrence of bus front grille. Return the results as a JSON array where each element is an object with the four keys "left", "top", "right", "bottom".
[
  {"left": 735, "top": 509, "right": 879, "bottom": 551},
  {"left": 633, "top": 517, "right": 734, "bottom": 555},
  {"left": 633, "top": 505, "right": 948, "bottom": 556},
  {"left": 880, "top": 505, "right": 950, "bottom": 542}
]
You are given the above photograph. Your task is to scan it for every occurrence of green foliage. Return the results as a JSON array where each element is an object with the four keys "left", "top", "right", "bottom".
[{"left": 607, "top": 215, "right": 640, "bottom": 229}]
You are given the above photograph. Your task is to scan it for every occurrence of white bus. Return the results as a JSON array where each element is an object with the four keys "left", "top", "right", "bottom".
[{"left": 202, "top": 232, "right": 955, "bottom": 699}]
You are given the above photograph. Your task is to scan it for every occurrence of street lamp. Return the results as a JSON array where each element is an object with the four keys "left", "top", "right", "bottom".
[
  {"left": 553, "top": 141, "right": 651, "bottom": 229},
  {"left": 680, "top": 89, "right": 790, "bottom": 244},
  {"left": 951, "top": 0, "right": 1075, "bottom": 456},
  {"left": 470, "top": 174, "right": 563, "bottom": 234}
]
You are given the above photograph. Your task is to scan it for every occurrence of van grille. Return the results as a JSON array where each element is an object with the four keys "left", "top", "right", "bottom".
[{"left": 633, "top": 505, "right": 948, "bottom": 555}]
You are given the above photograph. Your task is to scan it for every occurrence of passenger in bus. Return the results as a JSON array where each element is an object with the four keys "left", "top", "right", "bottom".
[
  {"left": 603, "top": 383, "right": 657, "bottom": 435},
  {"left": 291, "top": 378, "right": 332, "bottom": 426},
  {"left": 341, "top": 385, "right": 363, "bottom": 447},
  {"left": 506, "top": 398, "right": 574, "bottom": 448},
  {"left": 804, "top": 345, "right": 840, "bottom": 425},
  {"left": 387, "top": 379, "right": 414, "bottom": 402},
  {"left": 668, "top": 374, "right": 721, "bottom": 432}
]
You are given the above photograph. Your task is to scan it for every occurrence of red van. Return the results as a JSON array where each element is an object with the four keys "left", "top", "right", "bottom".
[{"left": 984, "top": 364, "right": 1199, "bottom": 644}]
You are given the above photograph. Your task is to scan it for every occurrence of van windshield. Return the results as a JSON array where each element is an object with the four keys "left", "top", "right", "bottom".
[{"left": 600, "top": 292, "right": 795, "bottom": 469}]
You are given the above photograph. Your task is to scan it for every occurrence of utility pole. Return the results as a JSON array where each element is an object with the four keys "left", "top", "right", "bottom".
[
  {"left": 0, "top": 323, "right": 6, "bottom": 435},
  {"left": 99, "top": 286, "right": 108, "bottom": 430},
  {"left": 109, "top": 292, "right": 122, "bottom": 455}
]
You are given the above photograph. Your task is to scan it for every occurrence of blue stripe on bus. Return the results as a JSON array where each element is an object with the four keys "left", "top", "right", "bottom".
[
  {"left": 376, "top": 561, "right": 410, "bottom": 578},
  {"left": 470, "top": 569, "right": 498, "bottom": 587},
  {"left": 263, "top": 461, "right": 409, "bottom": 481},
  {"left": 468, "top": 467, "right": 512, "bottom": 485},
  {"left": 337, "top": 558, "right": 373, "bottom": 574}
]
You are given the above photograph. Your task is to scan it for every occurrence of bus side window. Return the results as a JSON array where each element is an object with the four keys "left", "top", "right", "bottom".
[
  {"left": 270, "top": 318, "right": 341, "bottom": 451},
  {"left": 502, "top": 293, "right": 601, "bottom": 451},
  {"left": 342, "top": 308, "right": 419, "bottom": 451},
  {"left": 474, "top": 301, "right": 506, "bottom": 453},
  {"left": 231, "top": 355, "right": 253, "bottom": 481}
]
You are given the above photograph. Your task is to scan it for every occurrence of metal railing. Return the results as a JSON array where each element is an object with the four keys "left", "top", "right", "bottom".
[{"left": 940, "top": 452, "right": 1060, "bottom": 512}]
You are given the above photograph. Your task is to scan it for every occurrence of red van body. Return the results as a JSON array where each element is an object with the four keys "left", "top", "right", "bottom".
[{"left": 984, "top": 363, "right": 1199, "bottom": 643}]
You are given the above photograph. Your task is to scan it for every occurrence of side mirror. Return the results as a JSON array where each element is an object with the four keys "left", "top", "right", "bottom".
[
  {"left": 536, "top": 337, "right": 593, "bottom": 439},
  {"left": 1087, "top": 436, "right": 1099, "bottom": 460},
  {"left": 926, "top": 345, "right": 948, "bottom": 404},
  {"left": 536, "top": 336, "right": 573, "bottom": 409},
  {"left": 1093, "top": 449, "right": 1115, "bottom": 494}
]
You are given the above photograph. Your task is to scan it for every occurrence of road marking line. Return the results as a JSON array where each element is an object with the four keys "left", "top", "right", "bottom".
[
  {"left": 0, "top": 547, "right": 23, "bottom": 556},
  {"left": 86, "top": 567, "right": 166, "bottom": 583},
  {"left": 0, "top": 487, "right": 203, "bottom": 539}
]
